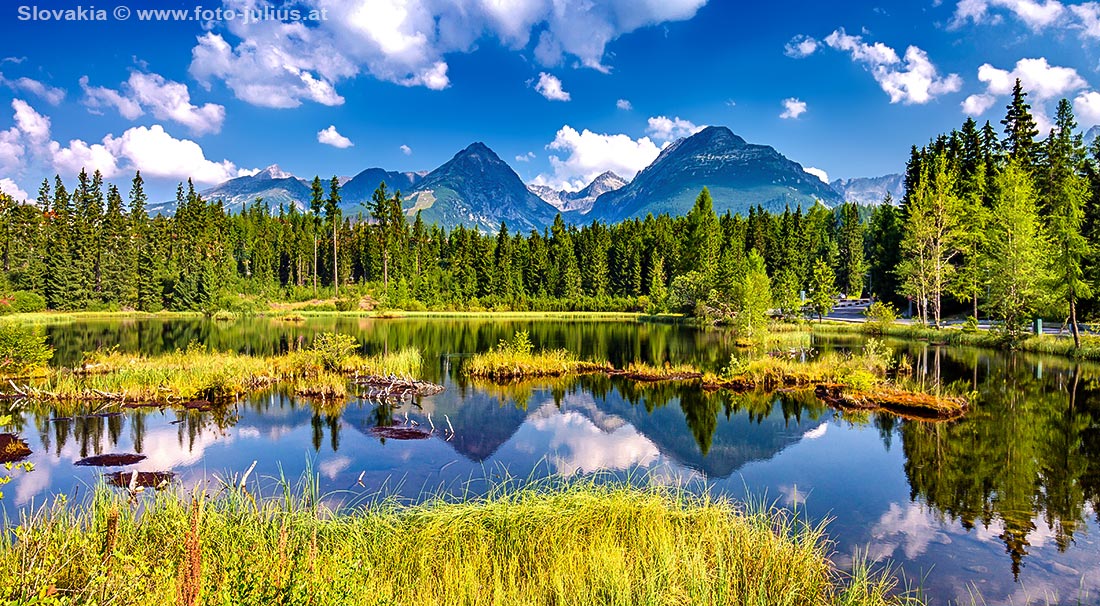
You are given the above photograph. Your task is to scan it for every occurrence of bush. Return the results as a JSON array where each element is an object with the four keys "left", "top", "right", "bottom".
[
  {"left": 309, "top": 332, "right": 359, "bottom": 371},
  {"left": 0, "top": 291, "right": 47, "bottom": 315},
  {"left": 0, "top": 322, "right": 53, "bottom": 376},
  {"left": 863, "top": 301, "right": 898, "bottom": 334},
  {"left": 962, "top": 315, "right": 979, "bottom": 333},
  {"left": 335, "top": 298, "right": 357, "bottom": 312},
  {"left": 495, "top": 330, "right": 534, "bottom": 355}
]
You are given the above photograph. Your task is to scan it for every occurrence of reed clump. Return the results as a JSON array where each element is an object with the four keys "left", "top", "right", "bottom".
[
  {"left": 463, "top": 331, "right": 612, "bottom": 379},
  {"left": 0, "top": 481, "right": 920, "bottom": 606},
  {"left": 4, "top": 334, "right": 423, "bottom": 404}
]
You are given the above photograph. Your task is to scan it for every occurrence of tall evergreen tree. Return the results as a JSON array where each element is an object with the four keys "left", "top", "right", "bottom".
[{"left": 1002, "top": 78, "right": 1040, "bottom": 167}]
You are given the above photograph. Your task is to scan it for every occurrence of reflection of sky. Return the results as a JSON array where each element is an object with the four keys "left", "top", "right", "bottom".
[{"left": 3, "top": 385, "right": 1098, "bottom": 604}]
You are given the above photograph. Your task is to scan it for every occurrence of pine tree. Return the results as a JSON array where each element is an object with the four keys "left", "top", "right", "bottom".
[
  {"left": 736, "top": 250, "right": 771, "bottom": 338},
  {"left": 99, "top": 184, "right": 134, "bottom": 306},
  {"left": 309, "top": 176, "right": 324, "bottom": 294},
  {"left": 836, "top": 202, "right": 865, "bottom": 297},
  {"left": 44, "top": 176, "right": 75, "bottom": 310},
  {"left": 326, "top": 176, "right": 342, "bottom": 295},
  {"left": 1002, "top": 79, "right": 1040, "bottom": 167}
]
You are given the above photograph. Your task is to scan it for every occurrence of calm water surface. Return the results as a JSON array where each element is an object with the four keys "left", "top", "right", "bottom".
[{"left": 3, "top": 317, "right": 1100, "bottom": 605}]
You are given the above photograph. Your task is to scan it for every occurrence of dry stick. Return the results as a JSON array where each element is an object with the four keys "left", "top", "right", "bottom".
[{"left": 240, "top": 460, "right": 257, "bottom": 490}]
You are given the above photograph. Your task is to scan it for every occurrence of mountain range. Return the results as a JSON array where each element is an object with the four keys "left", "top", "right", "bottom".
[{"left": 166, "top": 126, "right": 903, "bottom": 229}]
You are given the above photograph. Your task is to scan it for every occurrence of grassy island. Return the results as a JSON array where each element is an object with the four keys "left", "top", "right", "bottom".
[
  {"left": 0, "top": 482, "right": 917, "bottom": 606},
  {"left": 0, "top": 332, "right": 426, "bottom": 404}
]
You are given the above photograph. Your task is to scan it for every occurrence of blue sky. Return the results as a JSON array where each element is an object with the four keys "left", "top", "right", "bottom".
[{"left": 2, "top": 0, "right": 1100, "bottom": 202}]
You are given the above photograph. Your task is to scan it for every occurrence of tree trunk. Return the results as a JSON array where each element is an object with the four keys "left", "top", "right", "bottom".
[
  {"left": 972, "top": 292, "right": 978, "bottom": 323},
  {"left": 332, "top": 222, "right": 338, "bottom": 297},
  {"left": 1070, "top": 297, "right": 1081, "bottom": 349},
  {"left": 313, "top": 238, "right": 318, "bottom": 295}
]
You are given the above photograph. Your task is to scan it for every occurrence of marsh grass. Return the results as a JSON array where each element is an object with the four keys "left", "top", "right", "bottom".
[
  {"left": 12, "top": 337, "right": 423, "bottom": 404},
  {"left": 464, "top": 331, "right": 613, "bottom": 379},
  {"left": 809, "top": 321, "right": 1100, "bottom": 360},
  {"left": 0, "top": 479, "right": 920, "bottom": 606}
]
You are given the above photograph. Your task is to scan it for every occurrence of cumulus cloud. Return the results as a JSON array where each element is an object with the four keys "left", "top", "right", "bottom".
[
  {"left": 645, "top": 115, "right": 702, "bottom": 142},
  {"left": 784, "top": 34, "right": 820, "bottom": 58},
  {"left": 80, "top": 71, "right": 226, "bottom": 135},
  {"left": 1075, "top": 90, "right": 1100, "bottom": 127},
  {"left": 102, "top": 125, "right": 239, "bottom": 183},
  {"left": 2, "top": 99, "right": 242, "bottom": 185},
  {"left": 1071, "top": 2, "right": 1100, "bottom": 37},
  {"left": 977, "top": 57, "right": 1085, "bottom": 100},
  {"left": 804, "top": 167, "right": 829, "bottom": 183},
  {"left": 951, "top": 0, "right": 1067, "bottom": 30},
  {"left": 780, "top": 98, "right": 808, "bottom": 119},
  {"left": 534, "top": 124, "right": 662, "bottom": 191},
  {"left": 534, "top": 72, "right": 571, "bottom": 101},
  {"left": 12, "top": 99, "right": 50, "bottom": 146},
  {"left": 962, "top": 58, "right": 1086, "bottom": 127},
  {"left": 0, "top": 73, "right": 64, "bottom": 105},
  {"left": 823, "top": 28, "right": 961, "bottom": 104},
  {"left": 0, "top": 126, "right": 22, "bottom": 173},
  {"left": 515, "top": 151, "right": 536, "bottom": 162},
  {"left": 400, "top": 144, "right": 412, "bottom": 155},
  {"left": 616, "top": 98, "right": 633, "bottom": 110},
  {"left": 188, "top": 0, "right": 707, "bottom": 108},
  {"left": 317, "top": 125, "right": 354, "bottom": 148},
  {"left": 0, "top": 177, "right": 29, "bottom": 201}
]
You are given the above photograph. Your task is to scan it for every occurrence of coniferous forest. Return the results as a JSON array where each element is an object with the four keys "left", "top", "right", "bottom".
[{"left": 0, "top": 80, "right": 1097, "bottom": 337}]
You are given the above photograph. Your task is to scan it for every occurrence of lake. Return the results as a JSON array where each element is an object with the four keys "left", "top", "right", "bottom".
[{"left": 3, "top": 317, "right": 1099, "bottom": 604}]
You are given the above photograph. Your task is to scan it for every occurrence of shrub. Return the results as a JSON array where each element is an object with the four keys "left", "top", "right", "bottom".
[
  {"left": 335, "top": 298, "right": 357, "bottom": 312},
  {"left": 0, "top": 322, "right": 53, "bottom": 376},
  {"left": 961, "top": 315, "right": 979, "bottom": 333},
  {"left": 495, "top": 330, "right": 534, "bottom": 356},
  {"left": 309, "top": 332, "right": 359, "bottom": 371},
  {"left": 0, "top": 291, "right": 47, "bottom": 315},
  {"left": 863, "top": 301, "right": 898, "bottom": 334}
]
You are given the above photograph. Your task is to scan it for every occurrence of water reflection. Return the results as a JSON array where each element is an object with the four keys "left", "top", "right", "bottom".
[{"left": 2, "top": 318, "right": 1099, "bottom": 603}]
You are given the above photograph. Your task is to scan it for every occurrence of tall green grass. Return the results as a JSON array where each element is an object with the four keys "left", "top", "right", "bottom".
[
  {"left": 464, "top": 330, "right": 613, "bottom": 379},
  {"left": 0, "top": 480, "right": 919, "bottom": 606},
  {"left": 17, "top": 338, "right": 422, "bottom": 403}
]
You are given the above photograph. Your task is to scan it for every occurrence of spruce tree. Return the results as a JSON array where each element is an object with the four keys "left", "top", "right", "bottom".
[{"left": 1002, "top": 79, "right": 1040, "bottom": 167}]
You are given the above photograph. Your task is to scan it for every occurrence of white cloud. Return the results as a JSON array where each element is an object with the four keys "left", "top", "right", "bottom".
[
  {"left": 951, "top": 0, "right": 1067, "bottom": 30},
  {"left": 0, "top": 126, "right": 24, "bottom": 173},
  {"left": 400, "top": 144, "right": 412, "bottom": 155},
  {"left": 977, "top": 57, "right": 1086, "bottom": 100},
  {"left": 12, "top": 99, "right": 50, "bottom": 146},
  {"left": 188, "top": 0, "right": 706, "bottom": 108},
  {"left": 515, "top": 151, "right": 536, "bottom": 162},
  {"left": 317, "top": 125, "right": 354, "bottom": 148},
  {"left": 103, "top": 125, "right": 239, "bottom": 183},
  {"left": 535, "top": 124, "right": 662, "bottom": 191},
  {"left": 0, "top": 73, "right": 64, "bottom": 105},
  {"left": 534, "top": 72, "right": 571, "bottom": 101},
  {"left": 49, "top": 137, "right": 121, "bottom": 178},
  {"left": 3, "top": 100, "right": 240, "bottom": 184},
  {"left": 780, "top": 97, "right": 808, "bottom": 119},
  {"left": 784, "top": 34, "right": 820, "bottom": 58},
  {"left": 962, "top": 93, "right": 998, "bottom": 115},
  {"left": 1075, "top": 90, "right": 1100, "bottom": 127},
  {"left": 80, "top": 76, "right": 143, "bottom": 119},
  {"left": 824, "top": 28, "right": 900, "bottom": 65},
  {"left": 1071, "top": 2, "right": 1100, "bottom": 37},
  {"left": 875, "top": 46, "right": 964, "bottom": 104},
  {"left": 804, "top": 167, "right": 829, "bottom": 183},
  {"left": 645, "top": 115, "right": 702, "bottom": 142},
  {"left": 823, "top": 28, "right": 961, "bottom": 104},
  {"left": 616, "top": 98, "right": 633, "bottom": 110},
  {"left": 80, "top": 71, "right": 226, "bottom": 135},
  {"left": 0, "top": 177, "right": 29, "bottom": 201}
]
